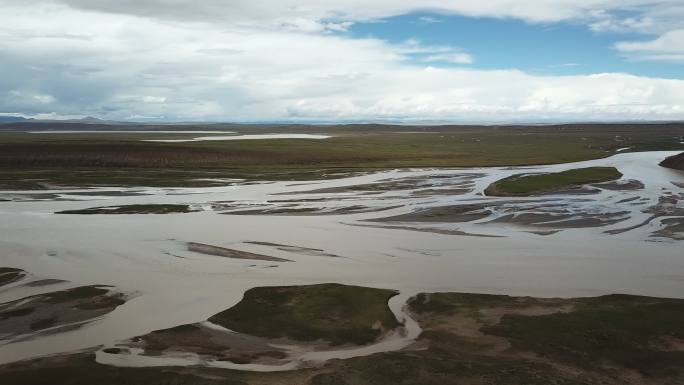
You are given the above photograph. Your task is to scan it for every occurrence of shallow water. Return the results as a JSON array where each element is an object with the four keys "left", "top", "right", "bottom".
[
  {"left": 94, "top": 292, "right": 421, "bottom": 371},
  {"left": 145, "top": 134, "right": 331, "bottom": 142},
  {"left": 30, "top": 130, "right": 238, "bottom": 134},
  {"left": 0, "top": 151, "right": 683, "bottom": 367}
]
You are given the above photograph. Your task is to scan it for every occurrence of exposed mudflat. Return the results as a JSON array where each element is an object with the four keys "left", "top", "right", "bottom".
[
  {"left": 0, "top": 270, "right": 127, "bottom": 341},
  {"left": 57, "top": 204, "right": 197, "bottom": 215},
  {"left": 282, "top": 174, "right": 479, "bottom": 196},
  {"left": 0, "top": 150, "right": 683, "bottom": 372},
  {"left": 653, "top": 218, "right": 684, "bottom": 240},
  {"left": 592, "top": 179, "right": 645, "bottom": 191},
  {"left": 187, "top": 242, "right": 292, "bottom": 262},
  {"left": 0, "top": 268, "right": 26, "bottom": 287}
]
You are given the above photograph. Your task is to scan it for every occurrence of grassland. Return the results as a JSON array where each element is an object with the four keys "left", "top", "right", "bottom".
[
  {"left": 120, "top": 284, "right": 396, "bottom": 364},
  {"left": 1, "top": 123, "right": 683, "bottom": 188},
  {"left": 483, "top": 294, "right": 684, "bottom": 378},
  {"left": 3, "top": 289, "right": 683, "bottom": 385},
  {"left": 485, "top": 166, "right": 623, "bottom": 196},
  {"left": 208, "top": 284, "right": 399, "bottom": 346}
]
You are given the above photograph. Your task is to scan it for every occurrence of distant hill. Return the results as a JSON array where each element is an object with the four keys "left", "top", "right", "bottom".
[
  {"left": 75, "top": 116, "right": 106, "bottom": 124},
  {"left": 0, "top": 116, "right": 125, "bottom": 126},
  {"left": 0, "top": 116, "right": 30, "bottom": 123},
  {"left": 660, "top": 152, "right": 684, "bottom": 171}
]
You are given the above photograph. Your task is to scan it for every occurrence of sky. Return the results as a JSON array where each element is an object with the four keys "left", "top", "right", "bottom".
[{"left": 1, "top": 0, "right": 684, "bottom": 123}]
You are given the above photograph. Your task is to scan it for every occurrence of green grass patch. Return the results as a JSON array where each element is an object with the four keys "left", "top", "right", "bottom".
[
  {"left": 485, "top": 167, "right": 623, "bottom": 196},
  {"left": 56, "top": 204, "right": 195, "bottom": 215},
  {"left": 409, "top": 292, "right": 545, "bottom": 316},
  {"left": 483, "top": 294, "right": 684, "bottom": 377},
  {"left": 409, "top": 292, "right": 684, "bottom": 380},
  {"left": 209, "top": 283, "right": 399, "bottom": 346},
  {"left": 328, "top": 348, "right": 591, "bottom": 385}
]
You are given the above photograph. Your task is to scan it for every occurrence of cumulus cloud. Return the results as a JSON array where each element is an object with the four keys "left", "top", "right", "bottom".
[
  {"left": 40, "top": 0, "right": 682, "bottom": 28},
  {"left": 285, "top": 70, "right": 684, "bottom": 121},
  {"left": 0, "top": 0, "right": 683, "bottom": 121},
  {"left": 590, "top": 16, "right": 656, "bottom": 34},
  {"left": 615, "top": 29, "right": 684, "bottom": 62}
]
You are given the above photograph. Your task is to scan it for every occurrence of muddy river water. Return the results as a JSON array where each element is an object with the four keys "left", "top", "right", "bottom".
[{"left": 0, "top": 151, "right": 683, "bottom": 368}]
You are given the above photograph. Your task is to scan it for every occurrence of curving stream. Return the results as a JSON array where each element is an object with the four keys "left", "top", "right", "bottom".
[{"left": 94, "top": 292, "right": 421, "bottom": 371}]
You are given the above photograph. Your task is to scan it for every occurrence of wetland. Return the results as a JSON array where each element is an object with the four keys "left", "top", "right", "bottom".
[{"left": 1, "top": 123, "right": 684, "bottom": 384}]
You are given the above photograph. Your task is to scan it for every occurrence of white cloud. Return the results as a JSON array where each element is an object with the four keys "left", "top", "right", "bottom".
[
  {"left": 0, "top": 1, "right": 683, "bottom": 121},
  {"left": 548, "top": 63, "right": 580, "bottom": 68},
  {"left": 590, "top": 16, "right": 655, "bottom": 33},
  {"left": 285, "top": 70, "right": 684, "bottom": 121},
  {"left": 418, "top": 16, "right": 443, "bottom": 24},
  {"left": 615, "top": 29, "right": 684, "bottom": 62},
  {"left": 325, "top": 21, "right": 355, "bottom": 32},
  {"left": 4, "top": 90, "right": 56, "bottom": 112},
  {"left": 39, "top": 0, "right": 681, "bottom": 29},
  {"left": 394, "top": 39, "right": 474, "bottom": 64},
  {"left": 422, "top": 53, "right": 474, "bottom": 64},
  {"left": 9, "top": 90, "right": 55, "bottom": 105}
]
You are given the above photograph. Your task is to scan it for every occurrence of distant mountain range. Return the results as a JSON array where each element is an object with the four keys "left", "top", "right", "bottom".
[
  {"left": 0, "top": 116, "right": 126, "bottom": 125},
  {"left": 0, "top": 116, "right": 31, "bottom": 123}
]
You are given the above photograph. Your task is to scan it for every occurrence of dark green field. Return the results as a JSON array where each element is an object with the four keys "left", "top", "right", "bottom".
[
  {"left": 485, "top": 166, "right": 623, "bottom": 196},
  {"left": 209, "top": 284, "right": 399, "bottom": 346},
  {"left": 1, "top": 122, "right": 683, "bottom": 188}
]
